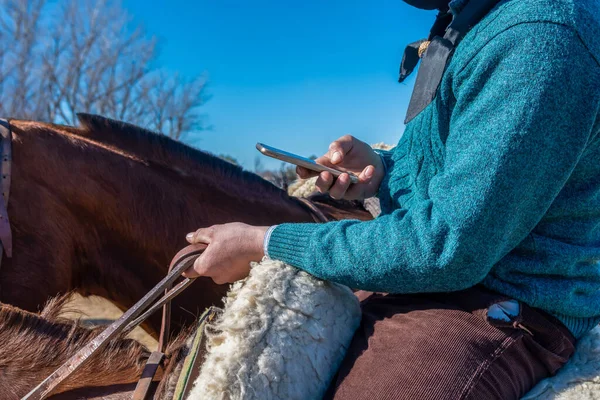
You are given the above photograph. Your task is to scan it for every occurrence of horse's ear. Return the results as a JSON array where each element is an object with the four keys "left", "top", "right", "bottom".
[
  {"left": 75, "top": 113, "right": 142, "bottom": 145},
  {"left": 76, "top": 113, "right": 120, "bottom": 134},
  {"left": 74, "top": 113, "right": 150, "bottom": 157}
]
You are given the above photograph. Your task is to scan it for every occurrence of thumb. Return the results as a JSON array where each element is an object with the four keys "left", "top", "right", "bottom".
[
  {"left": 326, "top": 135, "right": 355, "bottom": 165},
  {"left": 358, "top": 165, "right": 375, "bottom": 182},
  {"left": 186, "top": 228, "right": 214, "bottom": 244}
]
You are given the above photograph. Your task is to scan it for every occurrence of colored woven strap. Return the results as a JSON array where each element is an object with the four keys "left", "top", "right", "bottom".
[{"left": 172, "top": 307, "right": 218, "bottom": 400}]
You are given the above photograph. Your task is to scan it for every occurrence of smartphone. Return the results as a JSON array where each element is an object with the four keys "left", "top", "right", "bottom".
[{"left": 256, "top": 142, "right": 359, "bottom": 184}]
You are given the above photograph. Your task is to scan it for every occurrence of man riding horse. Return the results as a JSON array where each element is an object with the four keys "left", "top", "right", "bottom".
[{"left": 184, "top": 0, "right": 600, "bottom": 398}]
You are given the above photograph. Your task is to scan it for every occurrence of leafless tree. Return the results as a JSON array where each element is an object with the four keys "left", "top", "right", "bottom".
[
  {"left": 257, "top": 162, "right": 297, "bottom": 190},
  {"left": 254, "top": 155, "right": 264, "bottom": 174},
  {"left": 0, "top": 0, "right": 207, "bottom": 139}
]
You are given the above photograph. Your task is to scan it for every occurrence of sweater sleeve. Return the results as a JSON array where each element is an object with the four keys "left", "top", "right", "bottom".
[
  {"left": 373, "top": 148, "right": 395, "bottom": 212},
  {"left": 267, "top": 23, "right": 600, "bottom": 293}
]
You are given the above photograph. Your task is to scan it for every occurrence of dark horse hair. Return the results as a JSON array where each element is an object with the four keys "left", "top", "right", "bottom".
[{"left": 74, "top": 113, "right": 287, "bottom": 199}]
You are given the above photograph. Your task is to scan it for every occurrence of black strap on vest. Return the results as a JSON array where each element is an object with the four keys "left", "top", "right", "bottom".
[
  {"left": 399, "top": 8, "right": 453, "bottom": 82},
  {"left": 400, "top": 0, "right": 502, "bottom": 124}
]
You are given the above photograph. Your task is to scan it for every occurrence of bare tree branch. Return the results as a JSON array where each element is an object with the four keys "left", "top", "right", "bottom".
[{"left": 0, "top": 0, "right": 208, "bottom": 139}]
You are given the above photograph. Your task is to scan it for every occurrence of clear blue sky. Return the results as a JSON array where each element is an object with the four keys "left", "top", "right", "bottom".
[{"left": 123, "top": 0, "right": 436, "bottom": 170}]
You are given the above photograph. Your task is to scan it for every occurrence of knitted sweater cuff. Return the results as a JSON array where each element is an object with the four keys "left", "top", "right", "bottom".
[
  {"left": 263, "top": 225, "right": 278, "bottom": 259},
  {"left": 266, "top": 223, "right": 317, "bottom": 269},
  {"left": 552, "top": 313, "right": 600, "bottom": 339}
]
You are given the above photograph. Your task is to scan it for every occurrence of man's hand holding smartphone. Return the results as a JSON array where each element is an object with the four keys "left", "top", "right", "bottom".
[{"left": 297, "top": 135, "right": 385, "bottom": 201}]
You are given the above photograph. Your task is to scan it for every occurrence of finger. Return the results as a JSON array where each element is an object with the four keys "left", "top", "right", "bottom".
[
  {"left": 314, "top": 154, "right": 337, "bottom": 168},
  {"left": 343, "top": 165, "right": 375, "bottom": 200},
  {"left": 212, "top": 276, "right": 228, "bottom": 285},
  {"left": 186, "top": 227, "right": 215, "bottom": 244},
  {"left": 326, "top": 135, "right": 355, "bottom": 165},
  {"left": 182, "top": 266, "right": 200, "bottom": 278},
  {"left": 315, "top": 171, "right": 334, "bottom": 193},
  {"left": 182, "top": 253, "right": 205, "bottom": 278},
  {"left": 296, "top": 166, "right": 318, "bottom": 179},
  {"left": 345, "top": 166, "right": 379, "bottom": 200},
  {"left": 183, "top": 253, "right": 229, "bottom": 285},
  {"left": 358, "top": 165, "right": 375, "bottom": 183},
  {"left": 329, "top": 173, "right": 351, "bottom": 199}
]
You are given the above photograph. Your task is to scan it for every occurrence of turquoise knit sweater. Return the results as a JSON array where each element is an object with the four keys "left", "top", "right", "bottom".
[{"left": 267, "top": 0, "right": 600, "bottom": 339}]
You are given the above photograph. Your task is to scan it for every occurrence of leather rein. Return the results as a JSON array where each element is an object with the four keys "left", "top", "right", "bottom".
[{"left": 23, "top": 199, "right": 330, "bottom": 399}]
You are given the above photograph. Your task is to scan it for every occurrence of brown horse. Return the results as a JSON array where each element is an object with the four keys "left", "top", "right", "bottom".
[
  {"left": 2, "top": 114, "right": 371, "bottom": 335},
  {"left": 0, "top": 298, "right": 193, "bottom": 399}
]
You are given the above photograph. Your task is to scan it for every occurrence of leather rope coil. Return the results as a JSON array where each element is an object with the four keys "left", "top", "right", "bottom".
[{"left": 418, "top": 41, "right": 431, "bottom": 58}]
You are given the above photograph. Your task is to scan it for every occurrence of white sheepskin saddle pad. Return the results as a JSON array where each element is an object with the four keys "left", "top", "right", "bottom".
[
  {"left": 187, "top": 258, "right": 362, "bottom": 400},
  {"left": 524, "top": 325, "right": 600, "bottom": 400}
]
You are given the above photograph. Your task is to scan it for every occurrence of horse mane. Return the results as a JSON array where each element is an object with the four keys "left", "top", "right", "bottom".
[
  {"left": 0, "top": 296, "right": 199, "bottom": 398},
  {"left": 0, "top": 296, "right": 150, "bottom": 396},
  {"left": 73, "top": 113, "right": 286, "bottom": 199}
]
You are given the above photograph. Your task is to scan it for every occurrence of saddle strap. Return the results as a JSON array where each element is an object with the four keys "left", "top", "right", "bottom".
[
  {"left": 296, "top": 197, "right": 331, "bottom": 223},
  {"left": 132, "top": 351, "right": 164, "bottom": 400},
  {"left": 0, "top": 119, "right": 12, "bottom": 258}
]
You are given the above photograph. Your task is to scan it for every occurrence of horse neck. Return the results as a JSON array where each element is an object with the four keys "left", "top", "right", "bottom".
[
  {"left": 54, "top": 130, "right": 315, "bottom": 259},
  {"left": 9, "top": 121, "right": 313, "bottom": 311}
]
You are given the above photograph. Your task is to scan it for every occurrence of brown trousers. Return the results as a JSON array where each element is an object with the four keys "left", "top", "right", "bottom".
[{"left": 325, "top": 286, "right": 576, "bottom": 400}]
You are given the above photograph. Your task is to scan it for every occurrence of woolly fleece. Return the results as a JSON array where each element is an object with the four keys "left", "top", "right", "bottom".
[
  {"left": 524, "top": 325, "right": 600, "bottom": 400},
  {"left": 187, "top": 258, "right": 361, "bottom": 400}
]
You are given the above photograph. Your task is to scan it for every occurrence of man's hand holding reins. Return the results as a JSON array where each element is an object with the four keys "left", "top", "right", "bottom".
[
  {"left": 183, "top": 223, "right": 268, "bottom": 284},
  {"left": 296, "top": 135, "right": 385, "bottom": 200}
]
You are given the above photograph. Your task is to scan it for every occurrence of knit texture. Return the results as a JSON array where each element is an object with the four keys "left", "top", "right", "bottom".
[{"left": 268, "top": 0, "right": 600, "bottom": 339}]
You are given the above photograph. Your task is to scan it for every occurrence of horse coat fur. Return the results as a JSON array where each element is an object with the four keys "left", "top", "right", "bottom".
[{"left": 188, "top": 259, "right": 361, "bottom": 400}]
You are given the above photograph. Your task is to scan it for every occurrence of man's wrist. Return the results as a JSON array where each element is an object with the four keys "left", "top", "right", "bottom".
[
  {"left": 371, "top": 149, "right": 388, "bottom": 197},
  {"left": 373, "top": 149, "right": 388, "bottom": 176}
]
